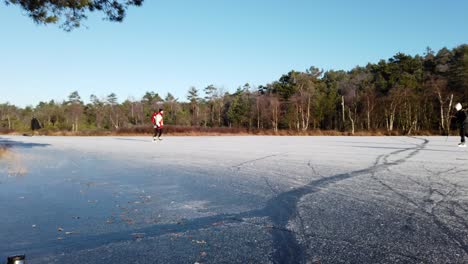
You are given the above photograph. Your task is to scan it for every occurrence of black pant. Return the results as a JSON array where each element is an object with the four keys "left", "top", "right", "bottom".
[
  {"left": 154, "top": 127, "right": 163, "bottom": 138},
  {"left": 460, "top": 124, "right": 468, "bottom": 143}
]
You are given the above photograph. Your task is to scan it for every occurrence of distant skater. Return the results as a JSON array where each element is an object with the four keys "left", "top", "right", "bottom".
[
  {"left": 31, "top": 116, "right": 41, "bottom": 136},
  {"left": 151, "top": 109, "right": 164, "bottom": 142},
  {"left": 454, "top": 103, "right": 468, "bottom": 147}
]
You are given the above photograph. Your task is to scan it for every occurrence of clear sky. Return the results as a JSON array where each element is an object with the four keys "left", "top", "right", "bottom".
[{"left": 1, "top": 0, "right": 468, "bottom": 107}]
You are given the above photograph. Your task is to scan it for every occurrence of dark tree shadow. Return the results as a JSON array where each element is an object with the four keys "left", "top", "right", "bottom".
[{"left": 0, "top": 137, "right": 50, "bottom": 149}]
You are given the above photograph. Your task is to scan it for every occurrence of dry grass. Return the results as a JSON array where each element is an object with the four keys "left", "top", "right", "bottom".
[
  {"left": 0, "top": 128, "right": 13, "bottom": 134},
  {"left": 4, "top": 125, "right": 447, "bottom": 137},
  {"left": 0, "top": 146, "right": 8, "bottom": 158},
  {"left": 0, "top": 145, "right": 28, "bottom": 176}
]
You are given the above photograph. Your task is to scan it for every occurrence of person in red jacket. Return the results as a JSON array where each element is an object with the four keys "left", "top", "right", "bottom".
[{"left": 151, "top": 109, "right": 164, "bottom": 141}]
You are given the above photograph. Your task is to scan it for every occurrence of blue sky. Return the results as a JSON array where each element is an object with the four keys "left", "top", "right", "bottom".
[{"left": 1, "top": 0, "right": 468, "bottom": 107}]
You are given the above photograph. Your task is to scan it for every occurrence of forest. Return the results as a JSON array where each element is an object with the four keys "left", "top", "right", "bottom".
[{"left": 1, "top": 45, "right": 467, "bottom": 135}]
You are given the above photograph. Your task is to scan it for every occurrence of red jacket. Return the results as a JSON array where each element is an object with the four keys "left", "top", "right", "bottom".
[{"left": 151, "top": 112, "right": 164, "bottom": 128}]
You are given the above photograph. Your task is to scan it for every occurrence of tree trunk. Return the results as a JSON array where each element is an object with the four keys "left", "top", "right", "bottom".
[
  {"left": 367, "top": 96, "right": 371, "bottom": 130},
  {"left": 341, "top": 96, "right": 345, "bottom": 129},
  {"left": 257, "top": 100, "right": 260, "bottom": 129},
  {"left": 218, "top": 105, "right": 222, "bottom": 127},
  {"left": 445, "top": 94, "right": 454, "bottom": 135},
  {"left": 437, "top": 90, "right": 445, "bottom": 131},
  {"left": 388, "top": 102, "right": 396, "bottom": 131},
  {"left": 389, "top": 113, "right": 394, "bottom": 131},
  {"left": 407, "top": 120, "right": 416, "bottom": 135},
  {"left": 272, "top": 103, "right": 278, "bottom": 132},
  {"left": 348, "top": 107, "right": 355, "bottom": 135},
  {"left": 297, "top": 104, "right": 301, "bottom": 131},
  {"left": 301, "top": 95, "right": 310, "bottom": 131}
]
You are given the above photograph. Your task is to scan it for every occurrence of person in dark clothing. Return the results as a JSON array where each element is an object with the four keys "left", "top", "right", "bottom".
[
  {"left": 454, "top": 103, "right": 468, "bottom": 147},
  {"left": 31, "top": 117, "right": 42, "bottom": 136}
]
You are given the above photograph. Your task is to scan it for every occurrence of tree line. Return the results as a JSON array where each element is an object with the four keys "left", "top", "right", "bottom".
[{"left": 1, "top": 45, "right": 467, "bottom": 135}]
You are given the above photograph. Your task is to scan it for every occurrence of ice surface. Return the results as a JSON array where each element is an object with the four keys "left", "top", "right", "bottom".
[{"left": 0, "top": 135, "right": 467, "bottom": 263}]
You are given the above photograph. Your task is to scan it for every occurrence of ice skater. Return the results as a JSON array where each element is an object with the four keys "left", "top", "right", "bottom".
[
  {"left": 151, "top": 108, "right": 164, "bottom": 142},
  {"left": 454, "top": 103, "right": 468, "bottom": 147}
]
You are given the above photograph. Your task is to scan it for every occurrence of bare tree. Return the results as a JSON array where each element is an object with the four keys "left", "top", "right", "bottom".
[
  {"left": 428, "top": 77, "right": 453, "bottom": 134},
  {"left": 385, "top": 87, "right": 403, "bottom": 132},
  {"left": 266, "top": 94, "right": 280, "bottom": 132},
  {"left": 107, "top": 93, "right": 120, "bottom": 129},
  {"left": 67, "top": 91, "right": 83, "bottom": 132}
]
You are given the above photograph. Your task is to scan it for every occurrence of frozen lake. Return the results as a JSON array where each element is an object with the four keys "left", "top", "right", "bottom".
[{"left": 1, "top": 135, "right": 468, "bottom": 263}]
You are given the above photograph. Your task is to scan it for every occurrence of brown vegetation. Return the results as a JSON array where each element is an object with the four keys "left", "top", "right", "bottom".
[{"left": 3, "top": 125, "right": 442, "bottom": 137}]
